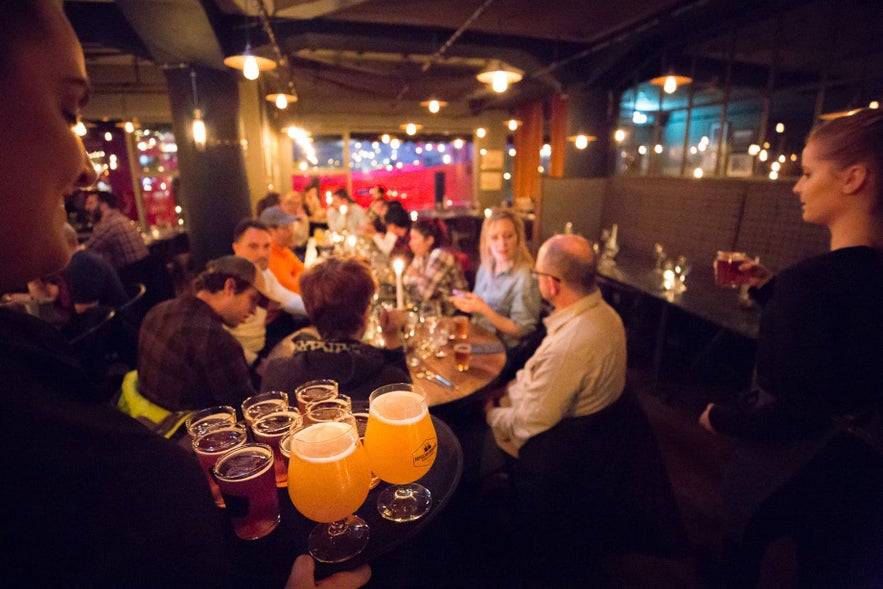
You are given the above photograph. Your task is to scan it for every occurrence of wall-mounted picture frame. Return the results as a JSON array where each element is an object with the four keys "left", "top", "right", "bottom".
[{"left": 726, "top": 153, "right": 753, "bottom": 177}]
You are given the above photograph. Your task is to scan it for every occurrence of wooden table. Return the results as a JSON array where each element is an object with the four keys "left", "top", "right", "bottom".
[
  {"left": 267, "top": 320, "right": 507, "bottom": 408},
  {"left": 409, "top": 319, "right": 507, "bottom": 407}
]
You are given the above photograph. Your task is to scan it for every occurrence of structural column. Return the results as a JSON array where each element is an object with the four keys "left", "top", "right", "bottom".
[{"left": 165, "top": 66, "right": 252, "bottom": 268}]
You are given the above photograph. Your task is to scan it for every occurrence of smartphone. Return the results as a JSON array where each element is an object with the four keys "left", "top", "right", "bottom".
[{"left": 452, "top": 289, "right": 465, "bottom": 296}]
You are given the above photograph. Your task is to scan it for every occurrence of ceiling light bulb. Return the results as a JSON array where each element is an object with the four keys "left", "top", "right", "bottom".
[
  {"left": 507, "top": 119, "right": 519, "bottom": 131},
  {"left": 870, "top": 101, "right": 880, "bottom": 109},
  {"left": 663, "top": 76, "right": 678, "bottom": 94},
  {"left": 124, "top": 121, "right": 134, "bottom": 134},
  {"left": 428, "top": 100, "right": 440, "bottom": 114},
  {"left": 476, "top": 127, "right": 486, "bottom": 138},
  {"left": 405, "top": 123, "right": 417, "bottom": 136},
  {"left": 192, "top": 111, "right": 206, "bottom": 151},
  {"left": 73, "top": 121, "right": 87, "bottom": 137},
  {"left": 275, "top": 94, "right": 288, "bottom": 109},
  {"left": 492, "top": 71, "right": 509, "bottom": 93},
  {"left": 614, "top": 129, "right": 626, "bottom": 142},
  {"left": 243, "top": 55, "right": 259, "bottom": 80},
  {"left": 575, "top": 134, "right": 589, "bottom": 150}
]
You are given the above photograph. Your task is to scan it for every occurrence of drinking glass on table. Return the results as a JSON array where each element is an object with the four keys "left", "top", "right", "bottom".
[
  {"left": 364, "top": 383, "right": 438, "bottom": 522},
  {"left": 241, "top": 390, "right": 289, "bottom": 426},
  {"left": 192, "top": 422, "right": 248, "bottom": 507},
  {"left": 713, "top": 251, "right": 752, "bottom": 288},
  {"left": 185, "top": 405, "right": 237, "bottom": 439},
  {"left": 295, "top": 379, "right": 339, "bottom": 413},
  {"left": 304, "top": 397, "right": 353, "bottom": 425},
  {"left": 213, "top": 443, "right": 280, "bottom": 540},
  {"left": 287, "top": 407, "right": 372, "bottom": 563},
  {"left": 250, "top": 407, "right": 302, "bottom": 487}
]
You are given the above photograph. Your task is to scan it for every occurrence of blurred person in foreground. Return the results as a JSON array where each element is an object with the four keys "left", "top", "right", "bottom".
[
  {"left": 450, "top": 208, "right": 540, "bottom": 350},
  {"left": 261, "top": 256, "right": 410, "bottom": 400},
  {"left": 0, "top": 2, "right": 368, "bottom": 587},
  {"left": 700, "top": 108, "right": 883, "bottom": 587}
]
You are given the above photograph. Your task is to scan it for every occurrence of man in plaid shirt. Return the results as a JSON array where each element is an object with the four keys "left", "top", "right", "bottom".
[
  {"left": 137, "top": 256, "right": 263, "bottom": 411},
  {"left": 83, "top": 191, "right": 149, "bottom": 270}
]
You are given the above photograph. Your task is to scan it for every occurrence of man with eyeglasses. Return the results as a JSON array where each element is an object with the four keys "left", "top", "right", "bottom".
[{"left": 484, "top": 234, "right": 627, "bottom": 458}]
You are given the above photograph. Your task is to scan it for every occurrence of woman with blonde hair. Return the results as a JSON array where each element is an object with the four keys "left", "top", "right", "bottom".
[
  {"left": 700, "top": 108, "right": 883, "bottom": 586},
  {"left": 450, "top": 208, "right": 540, "bottom": 349}
]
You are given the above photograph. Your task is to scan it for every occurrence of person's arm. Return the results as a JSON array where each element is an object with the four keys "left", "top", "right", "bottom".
[
  {"left": 204, "top": 324, "right": 257, "bottom": 406},
  {"left": 264, "top": 271, "right": 306, "bottom": 315},
  {"left": 372, "top": 232, "right": 397, "bottom": 256},
  {"left": 707, "top": 268, "right": 838, "bottom": 441}
]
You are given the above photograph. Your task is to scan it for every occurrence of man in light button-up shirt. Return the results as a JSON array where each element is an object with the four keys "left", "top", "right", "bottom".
[{"left": 484, "top": 234, "right": 627, "bottom": 458}]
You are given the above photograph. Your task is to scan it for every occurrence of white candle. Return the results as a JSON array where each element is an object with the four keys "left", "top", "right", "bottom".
[{"left": 393, "top": 258, "right": 405, "bottom": 308}]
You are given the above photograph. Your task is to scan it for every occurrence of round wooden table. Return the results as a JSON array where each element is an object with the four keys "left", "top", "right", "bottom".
[
  {"left": 266, "top": 319, "right": 507, "bottom": 407},
  {"left": 409, "top": 319, "right": 506, "bottom": 406}
]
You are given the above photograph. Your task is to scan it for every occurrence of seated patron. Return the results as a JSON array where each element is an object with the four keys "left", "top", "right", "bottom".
[
  {"left": 254, "top": 190, "right": 280, "bottom": 218},
  {"left": 450, "top": 208, "right": 540, "bottom": 349},
  {"left": 326, "top": 188, "right": 366, "bottom": 234},
  {"left": 403, "top": 219, "right": 467, "bottom": 314},
  {"left": 372, "top": 201, "right": 412, "bottom": 259},
  {"left": 61, "top": 222, "right": 127, "bottom": 312},
  {"left": 137, "top": 256, "right": 263, "bottom": 411},
  {"left": 83, "top": 190, "right": 149, "bottom": 271},
  {"left": 303, "top": 183, "right": 327, "bottom": 226},
  {"left": 484, "top": 234, "right": 626, "bottom": 458},
  {"left": 259, "top": 206, "right": 306, "bottom": 293},
  {"left": 229, "top": 219, "right": 308, "bottom": 366},
  {"left": 279, "top": 191, "right": 311, "bottom": 248},
  {"left": 261, "top": 257, "right": 410, "bottom": 401}
]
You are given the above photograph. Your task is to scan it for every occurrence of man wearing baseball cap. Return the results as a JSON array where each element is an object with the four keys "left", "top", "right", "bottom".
[
  {"left": 259, "top": 205, "right": 306, "bottom": 293},
  {"left": 137, "top": 255, "right": 266, "bottom": 411}
]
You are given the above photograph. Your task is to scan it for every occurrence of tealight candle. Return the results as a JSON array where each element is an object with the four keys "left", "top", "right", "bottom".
[{"left": 393, "top": 258, "right": 405, "bottom": 308}]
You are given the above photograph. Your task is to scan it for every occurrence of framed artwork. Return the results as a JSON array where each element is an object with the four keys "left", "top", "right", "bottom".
[{"left": 726, "top": 153, "right": 753, "bottom": 177}]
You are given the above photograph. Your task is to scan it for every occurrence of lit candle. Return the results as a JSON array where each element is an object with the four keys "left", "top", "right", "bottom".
[{"left": 393, "top": 258, "right": 405, "bottom": 308}]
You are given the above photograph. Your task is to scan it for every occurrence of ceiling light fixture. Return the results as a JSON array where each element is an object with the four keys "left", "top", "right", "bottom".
[
  {"left": 567, "top": 133, "right": 597, "bottom": 150},
  {"left": 476, "top": 61, "right": 523, "bottom": 93},
  {"left": 504, "top": 119, "right": 522, "bottom": 132},
  {"left": 266, "top": 90, "right": 298, "bottom": 110},
  {"left": 649, "top": 72, "right": 692, "bottom": 95},
  {"left": 400, "top": 123, "right": 423, "bottom": 136},
  {"left": 420, "top": 99, "right": 448, "bottom": 114},
  {"left": 223, "top": 2, "right": 276, "bottom": 80}
]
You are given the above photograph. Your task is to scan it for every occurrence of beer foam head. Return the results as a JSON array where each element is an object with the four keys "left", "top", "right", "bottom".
[
  {"left": 370, "top": 390, "right": 426, "bottom": 425},
  {"left": 292, "top": 421, "right": 357, "bottom": 463}
]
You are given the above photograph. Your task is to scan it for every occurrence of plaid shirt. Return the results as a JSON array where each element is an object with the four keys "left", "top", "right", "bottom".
[
  {"left": 85, "top": 208, "right": 149, "bottom": 269},
  {"left": 137, "top": 295, "right": 256, "bottom": 411},
  {"left": 403, "top": 247, "right": 467, "bottom": 303}
]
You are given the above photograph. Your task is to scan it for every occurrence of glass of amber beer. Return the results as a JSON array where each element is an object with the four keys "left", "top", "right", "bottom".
[
  {"left": 213, "top": 443, "right": 280, "bottom": 540},
  {"left": 287, "top": 407, "right": 372, "bottom": 563},
  {"left": 364, "top": 383, "right": 438, "bottom": 522}
]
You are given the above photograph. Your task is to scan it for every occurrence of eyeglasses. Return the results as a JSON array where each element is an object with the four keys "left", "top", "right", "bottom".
[{"left": 530, "top": 269, "right": 561, "bottom": 283}]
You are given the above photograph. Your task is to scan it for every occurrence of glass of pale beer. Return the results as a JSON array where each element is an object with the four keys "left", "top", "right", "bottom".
[
  {"left": 364, "top": 383, "right": 438, "bottom": 522},
  {"left": 287, "top": 407, "right": 372, "bottom": 563}
]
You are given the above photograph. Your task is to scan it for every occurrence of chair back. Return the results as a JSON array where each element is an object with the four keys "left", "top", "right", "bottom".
[
  {"left": 116, "top": 371, "right": 191, "bottom": 438},
  {"left": 117, "top": 282, "right": 147, "bottom": 327},
  {"left": 510, "top": 391, "right": 688, "bottom": 564}
]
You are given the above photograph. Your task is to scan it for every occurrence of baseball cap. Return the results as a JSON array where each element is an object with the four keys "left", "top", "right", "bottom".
[
  {"left": 259, "top": 206, "right": 299, "bottom": 227},
  {"left": 205, "top": 255, "right": 271, "bottom": 300}
]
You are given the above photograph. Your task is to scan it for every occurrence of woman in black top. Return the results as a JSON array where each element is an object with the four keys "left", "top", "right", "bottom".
[{"left": 700, "top": 109, "right": 883, "bottom": 587}]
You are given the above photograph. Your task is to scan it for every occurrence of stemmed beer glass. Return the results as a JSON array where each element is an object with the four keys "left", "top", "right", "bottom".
[
  {"left": 364, "top": 383, "right": 438, "bottom": 522},
  {"left": 287, "top": 406, "right": 372, "bottom": 563}
]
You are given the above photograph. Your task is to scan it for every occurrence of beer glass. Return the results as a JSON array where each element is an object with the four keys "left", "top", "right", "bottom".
[
  {"left": 713, "top": 251, "right": 750, "bottom": 288},
  {"left": 241, "top": 391, "right": 289, "bottom": 426},
  {"left": 453, "top": 315, "right": 469, "bottom": 340},
  {"left": 364, "top": 383, "right": 438, "bottom": 522},
  {"left": 454, "top": 343, "right": 471, "bottom": 372},
  {"left": 185, "top": 405, "right": 237, "bottom": 439},
  {"left": 288, "top": 408, "right": 372, "bottom": 563},
  {"left": 213, "top": 443, "right": 280, "bottom": 540},
  {"left": 295, "top": 379, "right": 339, "bottom": 413},
  {"left": 250, "top": 408, "right": 302, "bottom": 487},
  {"left": 192, "top": 423, "right": 248, "bottom": 507}
]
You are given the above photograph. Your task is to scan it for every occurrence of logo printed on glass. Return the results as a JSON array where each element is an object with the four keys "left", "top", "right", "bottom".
[{"left": 412, "top": 437, "right": 437, "bottom": 468}]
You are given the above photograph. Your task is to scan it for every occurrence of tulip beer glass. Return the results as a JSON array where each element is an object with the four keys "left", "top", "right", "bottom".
[
  {"left": 364, "top": 383, "right": 437, "bottom": 522},
  {"left": 287, "top": 408, "right": 372, "bottom": 563}
]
